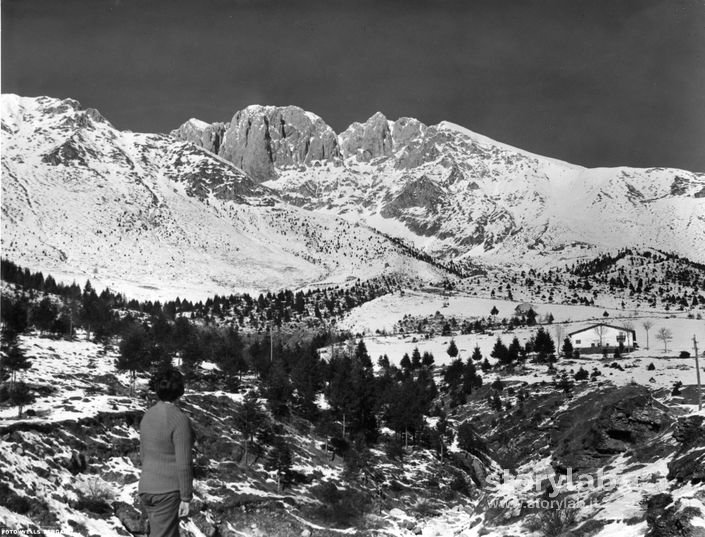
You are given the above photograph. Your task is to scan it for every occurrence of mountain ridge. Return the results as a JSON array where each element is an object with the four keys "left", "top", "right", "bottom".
[
  {"left": 2, "top": 93, "right": 704, "bottom": 300},
  {"left": 1, "top": 94, "right": 449, "bottom": 300}
]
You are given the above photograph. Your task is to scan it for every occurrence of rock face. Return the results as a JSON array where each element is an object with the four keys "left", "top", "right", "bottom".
[
  {"left": 217, "top": 105, "right": 340, "bottom": 182},
  {"left": 380, "top": 175, "right": 446, "bottom": 236},
  {"left": 338, "top": 113, "right": 432, "bottom": 165},
  {"left": 644, "top": 492, "right": 705, "bottom": 537},
  {"left": 551, "top": 385, "right": 672, "bottom": 472},
  {"left": 668, "top": 415, "right": 705, "bottom": 484},
  {"left": 170, "top": 118, "right": 228, "bottom": 155},
  {"left": 339, "top": 112, "right": 395, "bottom": 162}
]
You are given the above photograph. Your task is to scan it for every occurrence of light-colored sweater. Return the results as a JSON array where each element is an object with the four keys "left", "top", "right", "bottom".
[{"left": 138, "top": 401, "right": 194, "bottom": 501}]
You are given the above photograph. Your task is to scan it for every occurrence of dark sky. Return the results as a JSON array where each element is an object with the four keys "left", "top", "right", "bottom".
[{"left": 2, "top": 0, "right": 705, "bottom": 171}]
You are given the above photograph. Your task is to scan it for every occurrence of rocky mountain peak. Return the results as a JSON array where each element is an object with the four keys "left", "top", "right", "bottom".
[
  {"left": 170, "top": 118, "right": 228, "bottom": 155},
  {"left": 391, "top": 117, "right": 428, "bottom": 147},
  {"left": 1, "top": 94, "right": 113, "bottom": 136},
  {"left": 216, "top": 104, "right": 340, "bottom": 182},
  {"left": 339, "top": 111, "right": 395, "bottom": 162}
]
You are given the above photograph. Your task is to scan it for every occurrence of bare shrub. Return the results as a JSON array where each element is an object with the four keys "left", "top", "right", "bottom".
[
  {"left": 73, "top": 476, "right": 115, "bottom": 515},
  {"left": 524, "top": 506, "right": 578, "bottom": 537}
]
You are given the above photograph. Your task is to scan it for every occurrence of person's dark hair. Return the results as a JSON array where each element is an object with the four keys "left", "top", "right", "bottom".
[{"left": 149, "top": 367, "right": 185, "bottom": 402}]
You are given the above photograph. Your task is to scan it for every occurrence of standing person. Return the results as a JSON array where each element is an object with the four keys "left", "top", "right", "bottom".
[{"left": 139, "top": 367, "right": 194, "bottom": 537}]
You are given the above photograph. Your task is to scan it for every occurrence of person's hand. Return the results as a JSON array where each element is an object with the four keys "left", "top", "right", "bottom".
[{"left": 178, "top": 501, "right": 190, "bottom": 518}]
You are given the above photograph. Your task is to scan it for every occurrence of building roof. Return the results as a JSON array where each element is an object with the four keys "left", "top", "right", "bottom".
[{"left": 567, "top": 323, "right": 637, "bottom": 337}]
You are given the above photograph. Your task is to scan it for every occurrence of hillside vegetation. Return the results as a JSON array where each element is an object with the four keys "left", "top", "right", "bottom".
[{"left": 2, "top": 254, "right": 705, "bottom": 536}]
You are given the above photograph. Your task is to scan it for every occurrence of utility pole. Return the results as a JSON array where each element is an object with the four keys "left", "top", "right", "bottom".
[{"left": 694, "top": 335, "right": 702, "bottom": 411}]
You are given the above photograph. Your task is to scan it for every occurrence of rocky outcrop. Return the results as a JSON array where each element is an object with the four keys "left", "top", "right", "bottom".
[
  {"left": 218, "top": 105, "right": 340, "bottom": 182},
  {"left": 338, "top": 114, "right": 428, "bottom": 164},
  {"left": 380, "top": 175, "right": 446, "bottom": 236},
  {"left": 381, "top": 176, "right": 444, "bottom": 218},
  {"left": 339, "top": 112, "right": 395, "bottom": 162},
  {"left": 113, "top": 501, "right": 148, "bottom": 534},
  {"left": 551, "top": 385, "right": 673, "bottom": 472},
  {"left": 167, "top": 144, "right": 273, "bottom": 204},
  {"left": 644, "top": 493, "right": 705, "bottom": 537},
  {"left": 175, "top": 108, "right": 432, "bottom": 174},
  {"left": 668, "top": 415, "right": 705, "bottom": 484},
  {"left": 391, "top": 117, "right": 427, "bottom": 147},
  {"left": 170, "top": 119, "right": 228, "bottom": 155}
]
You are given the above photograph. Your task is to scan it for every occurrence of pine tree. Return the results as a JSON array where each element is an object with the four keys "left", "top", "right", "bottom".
[
  {"left": 1, "top": 298, "right": 29, "bottom": 334},
  {"left": 446, "top": 339, "right": 459, "bottom": 359},
  {"left": 400, "top": 353, "right": 412, "bottom": 372},
  {"left": 533, "top": 328, "right": 556, "bottom": 361},
  {"left": 116, "top": 323, "right": 152, "bottom": 395},
  {"left": 490, "top": 337, "right": 508, "bottom": 364},
  {"left": 248, "top": 336, "right": 272, "bottom": 379},
  {"left": 290, "top": 343, "right": 323, "bottom": 419},
  {"left": 354, "top": 339, "right": 372, "bottom": 369},
  {"left": 264, "top": 357, "right": 292, "bottom": 418},
  {"left": 235, "top": 391, "right": 267, "bottom": 465},
  {"left": 32, "top": 297, "right": 58, "bottom": 334},
  {"left": 526, "top": 308, "right": 538, "bottom": 326},
  {"left": 217, "top": 327, "right": 247, "bottom": 384},
  {"left": 181, "top": 334, "right": 205, "bottom": 380},
  {"left": 506, "top": 336, "right": 522, "bottom": 365},
  {"left": 471, "top": 346, "right": 483, "bottom": 361},
  {"left": 411, "top": 347, "right": 422, "bottom": 369},
  {"left": 265, "top": 435, "right": 293, "bottom": 491},
  {"left": 0, "top": 329, "right": 32, "bottom": 386},
  {"left": 416, "top": 367, "right": 438, "bottom": 408},
  {"left": 8, "top": 381, "right": 35, "bottom": 418},
  {"left": 561, "top": 337, "right": 574, "bottom": 358},
  {"left": 327, "top": 352, "right": 377, "bottom": 441},
  {"left": 385, "top": 376, "right": 427, "bottom": 447},
  {"left": 377, "top": 354, "right": 391, "bottom": 370},
  {"left": 574, "top": 367, "right": 589, "bottom": 381},
  {"left": 462, "top": 358, "right": 482, "bottom": 394},
  {"left": 348, "top": 351, "right": 378, "bottom": 442},
  {"left": 556, "top": 371, "right": 574, "bottom": 394},
  {"left": 433, "top": 413, "right": 452, "bottom": 459},
  {"left": 421, "top": 351, "right": 435, "bottom": 368},
  {"left": 443, "top": 358, "right": 464, "bottom": 389},
  {"left": 327, "top": 354, "right": 354, "bottom": 433}
]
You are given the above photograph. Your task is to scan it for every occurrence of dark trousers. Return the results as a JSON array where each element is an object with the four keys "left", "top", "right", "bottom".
[{"left": 140, "top": 491, "right": 181, "bottom": 537}]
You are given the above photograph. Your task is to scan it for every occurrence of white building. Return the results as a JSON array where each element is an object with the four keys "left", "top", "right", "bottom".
[{"left": 568, "top": 323, "right": 636, "bottom": 354}]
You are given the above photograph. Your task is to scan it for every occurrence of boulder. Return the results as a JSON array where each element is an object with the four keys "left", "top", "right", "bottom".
[{"left": 673, "top": 415, "right": 705, "bottom": 447}]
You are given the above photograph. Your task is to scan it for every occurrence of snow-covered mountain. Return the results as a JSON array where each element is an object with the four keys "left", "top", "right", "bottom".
[
  {"left": 175, "top": 107, "right": 705, "bottom": 267},
  {"left": 2, "top": 94, "right": 704, "bottom": 299},
  {"left": 1, "top": 95, "right": 446, "bottom": 300}
]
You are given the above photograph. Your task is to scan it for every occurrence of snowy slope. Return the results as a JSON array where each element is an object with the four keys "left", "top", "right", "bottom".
[
  {"left": 265, "top": 114, "right": 705, "bottom": 267},
  {"left": 3, "top": 94, "right": 704, "bottom": 301},
  {"left": 1, "top": 95, "right": 447, "bottom": 300}
]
